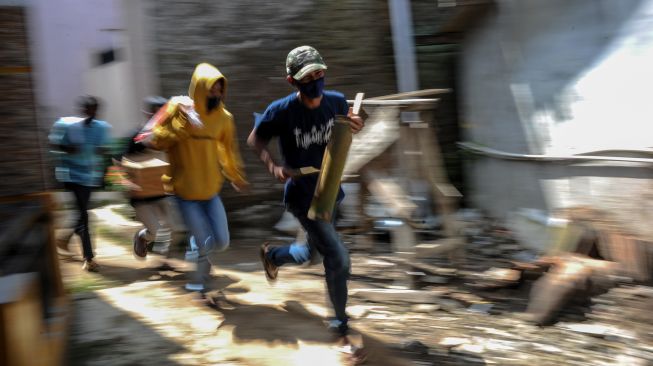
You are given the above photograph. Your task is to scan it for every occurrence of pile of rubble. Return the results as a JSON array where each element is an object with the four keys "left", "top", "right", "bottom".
[{"left": 338, "top": 209, "right": 653, "bottom": 365}]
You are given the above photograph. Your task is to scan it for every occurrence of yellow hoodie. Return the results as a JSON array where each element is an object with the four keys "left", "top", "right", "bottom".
[{"left": 151, "top": 63, "right": 247, "bottom": 200}]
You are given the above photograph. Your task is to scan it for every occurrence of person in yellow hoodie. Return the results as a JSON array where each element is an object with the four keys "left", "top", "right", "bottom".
[{"left": 148, "top": 63, "right": 248, "bottom": 292}]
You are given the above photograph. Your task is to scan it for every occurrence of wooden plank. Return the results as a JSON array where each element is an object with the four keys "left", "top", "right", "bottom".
[
  {"left": 0, "top": 193, "right": 68, "bottom": 366},
  {"left": 415, "top": 237, "right": 466, "bottom": 258},
  {"left": 367, "top": 177, "right": 417, "bottom": 220},
  {"left": 369, "top": 88, "right": 451, "bottom": 100},
  {"left": 0, "top": 273, "right": 45, "bottom": 366},
  {"left": 42, "top": 295, "right": 70, "bottom": 366},
  {"left": 347, "top": 98, "right": 440, "bottom": 112}
]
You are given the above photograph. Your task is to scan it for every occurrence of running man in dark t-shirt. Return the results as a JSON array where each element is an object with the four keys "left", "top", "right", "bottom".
[{"left": 247, "top": 46, "right": 364, "bottom": 339}]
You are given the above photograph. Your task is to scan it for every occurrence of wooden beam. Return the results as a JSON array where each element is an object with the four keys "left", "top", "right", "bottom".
[{"left": 369, "top": 88, "right": 451, "bottom": 100}]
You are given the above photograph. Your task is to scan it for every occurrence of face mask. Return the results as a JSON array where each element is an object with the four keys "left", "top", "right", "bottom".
[
  {"left": 297, "top": 77, "right": 325, "bottom": 99},
  {"left": 207, "top": 96, "right": 221, "bottom": 111}
]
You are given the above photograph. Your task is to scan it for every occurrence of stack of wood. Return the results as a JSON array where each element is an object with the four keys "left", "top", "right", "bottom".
[
  {"left": 521, "top": 207, "right": 653, "bottom": 325},
  {"left": 344, "top": 89, "right": 466, "bottom": 270}
]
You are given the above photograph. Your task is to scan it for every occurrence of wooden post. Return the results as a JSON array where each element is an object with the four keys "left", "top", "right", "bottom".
[
  {"left": 0, "top": 193, "right": 68, "bottom": 366},
  {"left": 0, "top": 274, "right": 45, "bottom": 366},
  {"left": 413, "top": 113, "right": 465, "bottom": 266}
]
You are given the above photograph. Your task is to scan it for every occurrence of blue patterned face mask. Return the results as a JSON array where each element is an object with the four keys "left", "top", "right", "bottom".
[{"left": 297, "top": 77, "right": 325, "bottom": 99}]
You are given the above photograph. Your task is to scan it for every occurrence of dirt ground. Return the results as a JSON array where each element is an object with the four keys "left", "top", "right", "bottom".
[
  {"left": 59, "top": 228, "right": 414, "bottom": 366},
  {"left": 56, "top": 204, "right": 653, "bottom": 366}
]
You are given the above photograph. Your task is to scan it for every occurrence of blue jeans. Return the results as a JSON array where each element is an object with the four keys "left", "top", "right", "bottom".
[
  {"left": 175, "top": 195, "right": 229, "bottom": 287},
  {"left": 267, "top": 209, "right": 351, "bottom": 331}
]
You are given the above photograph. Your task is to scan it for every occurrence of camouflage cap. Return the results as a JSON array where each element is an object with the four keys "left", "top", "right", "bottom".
[{"left": 286, "top": 46, "right": 328, "bottom": 80}]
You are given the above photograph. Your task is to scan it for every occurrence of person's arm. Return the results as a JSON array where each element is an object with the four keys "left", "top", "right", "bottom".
[
  {"left": 96, "top": 123, "right": 113, "bottom": 157},
  {"left": 149, "top": 101, "right": 188, "bottom": 150},
  {"left": 218, "top": 116, "right": 249, "bottom": 191},
  {"left": 247, "top": 108, "right": 294, "bottom": 182},
  {"left": 49, "top": 120, "right": 78, "bottom": 154},
  {"left": 246, "top": 128, "right": 292, "bottom": 182},
  {"left": 125, "top": 128, "right": 146, "bottom": 155},
  {"left": 56, "top": 144, "right": 78, "bottom": 154}
]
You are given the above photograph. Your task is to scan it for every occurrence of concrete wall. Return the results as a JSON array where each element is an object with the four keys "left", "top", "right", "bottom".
[
  {"left": 145, "top": 0, "right": 398, "bottom": 197},
  {"left": 18, "top": 0, "right": 432, "bottom": 202},
  {"left": 460, "top": 0, "right": 653, "bottom": 236},
  {"left": 0, "top": 4, "right": 49, "bottom": 195}
]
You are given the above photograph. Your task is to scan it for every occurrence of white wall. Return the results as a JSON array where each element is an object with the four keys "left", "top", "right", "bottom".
[
  {"left": 462, "top": 0, "right": 653, "bottom": 155},
  {"left": 120, "top": 0, "right": 160, "bottom": 117},
  {"left": 83, "top": 60, "right": 139, "bottom": 137},
  {"left": 461, "top": 0, "right": 653, "bottom": 237},
  {"left": 26, "top": 0, "right": 154, "bottom": 137}
]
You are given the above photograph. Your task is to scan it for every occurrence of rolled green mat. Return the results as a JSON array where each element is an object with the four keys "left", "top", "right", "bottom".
[{"left": 308, "top": 115, "right": 353, "bottom": 221}]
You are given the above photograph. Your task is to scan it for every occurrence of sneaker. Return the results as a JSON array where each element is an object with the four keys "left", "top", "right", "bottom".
[
  {"left": 260, "top": 242, "right": 278, "bottom": 282},
  {"left": 326, "top": 319, "right": 350, "bottom": 337},
  {"left": 185, "top": 283, "right": 205, "bottom": 292},
  {"left": 336, "top": 334, "right": 368, "bottom": 365},
  {"left": 82, "top": 259, "right": 100, "bottom": 272},
  {"left": 133, "top": 229, "right": 148, "bottom": 259}
]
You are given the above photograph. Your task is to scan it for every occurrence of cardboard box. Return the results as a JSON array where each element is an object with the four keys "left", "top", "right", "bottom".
[{"left": 121, "top": 158, "right": 169, "bottom": 198}]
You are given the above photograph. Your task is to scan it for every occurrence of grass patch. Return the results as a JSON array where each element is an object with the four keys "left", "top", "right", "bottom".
[
  {"left": 95, "top": 227, "right": 134, "bottom": 247},
  {"left": 67, "top": 275, "right": 120, "bottom": 294},
  {"left": 111, "top": 204, "right": 135, "bottom": 220}
]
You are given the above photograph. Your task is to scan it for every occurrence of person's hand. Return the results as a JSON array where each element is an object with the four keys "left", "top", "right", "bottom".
[
  {"left": 272, "top": 165, "right": 294, "bottom": 182},
  {"left": 231, "top": 181, "right": 250, "bottom": 193},
  {"left": 347, "top": 108, "right": 365, "bottom": 134},
  {"left": 61, "top": 144, "right": 78, "bottom": 154},
  {"left": 178, "top": 103, "right": 203, "bottom": 128},
  {"left": 125, "top": 181, "right": 142, "bottom": 191}
]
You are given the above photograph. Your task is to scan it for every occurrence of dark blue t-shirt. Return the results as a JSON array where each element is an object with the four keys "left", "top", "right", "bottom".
[{"left": 255, "top": 91, "right": 349, "bottom": 214}]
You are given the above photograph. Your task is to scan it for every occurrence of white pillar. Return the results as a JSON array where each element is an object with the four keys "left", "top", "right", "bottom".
[{"left": 388, "top": 0, "right": 420, "bottom": 122}]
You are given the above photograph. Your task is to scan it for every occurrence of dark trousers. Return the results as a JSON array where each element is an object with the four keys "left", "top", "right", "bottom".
[
  {"left": 268, "top": 209, "right": 351, "bottom": 330},
  {"left": 64, "top": 182, "right": 94, "bottom": 260}
]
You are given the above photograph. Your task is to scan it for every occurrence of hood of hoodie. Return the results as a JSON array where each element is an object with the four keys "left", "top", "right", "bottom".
[{"left": 188, "top": 63, "right": 227, "bottom": 116}]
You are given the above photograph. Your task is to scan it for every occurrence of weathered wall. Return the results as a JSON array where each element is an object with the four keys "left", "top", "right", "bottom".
[
  {"left": 146, "top": 0, "right": 398, "bottom": 199},
  {"left": 0, "top": 5, "right": 49, "bottom": 196},
  {"left": 460, "top": 0, "right": 653, "bottom": 237}
]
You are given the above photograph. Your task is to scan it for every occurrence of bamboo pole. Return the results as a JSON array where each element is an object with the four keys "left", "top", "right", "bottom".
[{"left": 308, "top": 93, "right": 364, "bottom": 221}]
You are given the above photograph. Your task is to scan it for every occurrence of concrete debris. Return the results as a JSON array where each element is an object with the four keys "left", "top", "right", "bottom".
[
  {"left": 411, "top": 304, "right": 440, "bottom": 313},
  {"left": 402, "top": 340, "right": 430, "bottom": 355},
  {"left": 351, "top": 288, "right": 440, "bottom": 304}
]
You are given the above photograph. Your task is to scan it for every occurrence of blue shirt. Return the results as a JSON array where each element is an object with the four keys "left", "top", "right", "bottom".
[
  {"left": 49, "top": 117, "right": 111, "bottom": 187},
  {"left": 255, "top": 91, "right": 349, "bottom": 214}
]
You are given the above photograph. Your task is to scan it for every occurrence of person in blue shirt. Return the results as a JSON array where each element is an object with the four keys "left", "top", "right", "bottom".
[
  {"left": 247, "top": 46, "right": 364, "bottom": 338},
  {"left": 49, "top": 96, "right": 111, "bottom": 272}
]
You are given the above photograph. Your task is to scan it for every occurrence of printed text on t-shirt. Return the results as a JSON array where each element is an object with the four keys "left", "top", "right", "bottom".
[{"left": 293, "top": 118, "right": 334, "bottom": 149}]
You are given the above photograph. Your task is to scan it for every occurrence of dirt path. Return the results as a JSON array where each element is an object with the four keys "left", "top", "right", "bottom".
[
  {"left": 55, "top": 204, "right": 653, "bottom": 366},
  {"left": 59, "top": 234, "right": 413, "bottom": 366}
]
